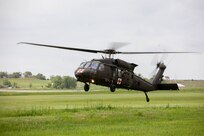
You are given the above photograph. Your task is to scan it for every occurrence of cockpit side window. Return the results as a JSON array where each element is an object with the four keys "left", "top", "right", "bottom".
[
  {"left": 98, "top": 63, "right": 105, "bottom": 71},
  {"left": 79, "top": 62, "right": 86, "bottom": 68},
  {"left": 84, "top": 62, "right": 91, "bottom": 68},
  {"left": 90, "top": 61, "right": 99, "bottom": 70}
]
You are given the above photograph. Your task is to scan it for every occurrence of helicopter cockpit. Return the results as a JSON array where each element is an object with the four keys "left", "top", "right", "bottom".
[{"left": 75, "top": 61, "right": 103, "bottom": 80}]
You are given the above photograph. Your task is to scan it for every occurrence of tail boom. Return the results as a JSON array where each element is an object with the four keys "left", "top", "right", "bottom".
[{"left": 156, "top": 83, "right": 179, "bottom": 90}]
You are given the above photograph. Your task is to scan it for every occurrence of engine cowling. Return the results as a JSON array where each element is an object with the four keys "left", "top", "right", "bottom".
[{"left": 114, "top": 59, "right": 137, "bottom": 72}]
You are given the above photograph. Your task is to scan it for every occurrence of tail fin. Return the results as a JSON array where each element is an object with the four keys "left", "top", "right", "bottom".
[
  {"left": 152, "top": 63, "right": 166, "bottom": 85},
  {"left": 151, "top": 62, "right": 179, "bottom": 90}
]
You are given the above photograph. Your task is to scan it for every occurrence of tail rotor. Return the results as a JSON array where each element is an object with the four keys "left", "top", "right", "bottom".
[{"left": 150, "top": 54, "right": 167, "bottom": 78}]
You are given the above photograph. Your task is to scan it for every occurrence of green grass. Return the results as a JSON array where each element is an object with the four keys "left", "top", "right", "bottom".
[
  {"left": 0, "top": 78, "right": 50, "bottom": 89},
  {"left": 1, "top": 78, "right": 204, "bottom": 90},
  {"left": 0, "top": 78, "right": 107, "bottom": 90},
  {"left": 0, "top": 107, "right": 203, "bottom": 136},
  {"left": 0, "top": 89, "right": 204, "bottom": 136},
  {"left": 175, "top": 80, "right": 204, "bottom": 88}
]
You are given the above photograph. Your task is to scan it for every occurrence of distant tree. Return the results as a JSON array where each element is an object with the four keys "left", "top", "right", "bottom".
[
  {"left": 8, "top": 72, "right": 22, "bottom": 78},
  {"left": 34, "top": 73, "right": 46, "bottom": 80},
  {"left": 12, "top": 82, "right": 18, "bottom": 88},
  {"left": 0, "top": 72, "right": 8, "bottom": 78},
  {"left": 51, "top": 75, "right": 77, "bottom": 89},
  {"left": 51, "top": 76, "right": 63, "bottom": 89},
  {"left": 3, "top": 79, "right": 12, "bottom": 87},
  {"left": 62, "top": 76, "right": 77, "bottom": 89},
  {"left": 29, "top": 83, "right": 32, "bottom": 88},
  {"left": 46, "top": 83, "right": 52, "bottom": 88},
  {"left": 24, "top": 71, "right": 32, "bottom": 78}
]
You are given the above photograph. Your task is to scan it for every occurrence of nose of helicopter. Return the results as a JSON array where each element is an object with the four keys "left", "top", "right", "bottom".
[
  {"left": 74, "top": 68, "right": 96, "bottom": 82},
  {"left": 75, "top": 68, "right": 85, "bottom": 78}
]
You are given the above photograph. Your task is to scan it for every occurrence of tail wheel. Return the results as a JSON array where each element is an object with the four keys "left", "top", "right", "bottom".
[
  {"left": 84, "top": 83, "right": 90, "bottom": 92},
  {"left": 110, "top": 84, "right": 116, "bottom": 92},
  {"left": 144, "top": 92, "right": 150, "bottom": 102}
]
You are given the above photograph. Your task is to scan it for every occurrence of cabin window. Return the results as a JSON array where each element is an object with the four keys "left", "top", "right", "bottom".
[
  {"left": 90, "top": 61, "right": 100, "bottom": 70},
  {"left": 118, "top": 69, "right": 122, "bottom": 77}
]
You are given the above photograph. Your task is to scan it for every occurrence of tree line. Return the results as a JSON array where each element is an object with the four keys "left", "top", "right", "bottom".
[
  {"left": 0, "top": 71, "right": 77, "bottom": 89},
  {"left": 0, "top": 71, "right": 46, "bottom": 80},
  {"left": 49, "top": 76, "right": 77, "bottom": 89}
]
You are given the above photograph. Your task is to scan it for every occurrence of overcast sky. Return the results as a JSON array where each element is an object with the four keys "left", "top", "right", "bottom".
[{"left": 0, "top": 0, "right": 203, "bottom": 79}]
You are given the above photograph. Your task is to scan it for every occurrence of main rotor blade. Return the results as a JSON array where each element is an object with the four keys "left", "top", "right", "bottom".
[
  {"left": 116, "top": 51, "right": 198, "bottom": 54},
  {"left": 18, "top": 42, "right": 105, "bottom": 54},
  {"left": 109, "top": 42, "right": 129, "bottom": 50},
  {"left": 18, "top": 42, "right": 199, "bottom": 55}
]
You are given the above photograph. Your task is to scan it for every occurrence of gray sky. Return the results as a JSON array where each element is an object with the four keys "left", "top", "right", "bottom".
[{"left": 0, "top": 0, "right": 204, "bottom": 79}]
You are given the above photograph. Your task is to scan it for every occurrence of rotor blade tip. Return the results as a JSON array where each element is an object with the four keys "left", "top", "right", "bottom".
[
  {"left": 17, "top": 42, "right": 23, "bottom": 44},
  {"left": 17, "top": 42, "right": 27, "bottom": 44}
]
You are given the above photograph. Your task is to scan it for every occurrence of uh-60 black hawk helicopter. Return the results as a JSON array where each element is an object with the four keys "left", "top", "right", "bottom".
[{"left": 19, "top": 42, "right": 195, "bottom": 102}]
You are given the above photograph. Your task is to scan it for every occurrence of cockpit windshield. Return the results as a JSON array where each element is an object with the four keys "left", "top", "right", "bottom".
[
  {"left": 90, "top": 61, "right": 99, "bottom": 69},
  {"left": 79, "top": 61, "right": 100, "bottom": 70}
]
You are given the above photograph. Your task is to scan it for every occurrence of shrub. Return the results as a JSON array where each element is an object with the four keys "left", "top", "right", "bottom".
[
  {"left": 3, "top": 79, "right": 12, "bottom": 87},
  {"left": 51, "top": 75, "right": 77, "bottom": 89}
]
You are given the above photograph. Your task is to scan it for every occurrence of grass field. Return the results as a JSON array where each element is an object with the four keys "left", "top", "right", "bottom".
[
  {"left": 0, "top": 78, "right": 50, "bottom": 90},
  {"left": 1, "top": 78, "right": 204, "bottom": 90},
  {"left": 0, "top": 89, "right": 204, "bottom": 136}
]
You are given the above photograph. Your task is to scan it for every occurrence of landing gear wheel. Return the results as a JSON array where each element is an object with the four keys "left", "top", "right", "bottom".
[
  {"left": 110, "top": 84, "right": 116, "bottom": 92},
  {"left": 84, "top": 83, "right": 90, "bottom": 92}
]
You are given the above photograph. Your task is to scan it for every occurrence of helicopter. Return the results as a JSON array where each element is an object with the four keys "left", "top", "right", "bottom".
[{"left": 19, "top": 42, "right": 196, "bottom": 102}]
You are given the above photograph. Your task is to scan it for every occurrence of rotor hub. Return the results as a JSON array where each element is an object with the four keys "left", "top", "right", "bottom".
[{"left": 104, "top": 49, "right": 117, "bottom": 54}]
